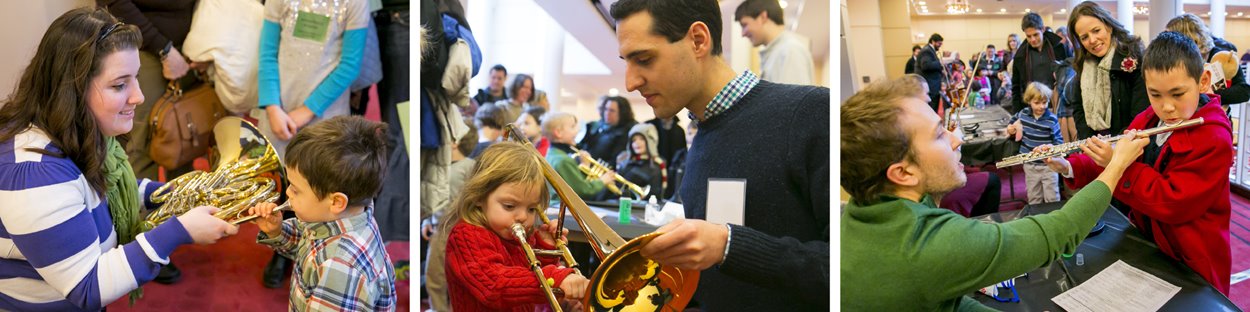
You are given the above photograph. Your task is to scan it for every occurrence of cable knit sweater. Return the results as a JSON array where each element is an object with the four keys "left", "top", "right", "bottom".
[{"left": 444, "top": 222, "right": 575, "bottom": 311}]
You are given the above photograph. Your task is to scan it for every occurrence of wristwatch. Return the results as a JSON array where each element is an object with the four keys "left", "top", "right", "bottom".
[{"left": 158, "top": 41, "right": 173, "bottom": 61}]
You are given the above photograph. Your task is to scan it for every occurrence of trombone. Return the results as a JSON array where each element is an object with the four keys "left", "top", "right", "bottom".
[
  {"left": 568, "top": 145, "right": 650, "bottom": 200},
  {"left": 502, "top": 123, "right": 698, "bottom": 311}
]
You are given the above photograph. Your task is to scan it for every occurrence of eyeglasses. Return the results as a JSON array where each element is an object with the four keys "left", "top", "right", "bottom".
[{"left": 97, "top": 22, "right": 124, "bottom": 43}]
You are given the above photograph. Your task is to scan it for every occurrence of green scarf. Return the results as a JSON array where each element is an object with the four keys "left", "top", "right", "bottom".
[
  {"left": 102, "top": 137, "right": 144, "bottom": 303},
  {"left": 103, "top": 137, "right": 141, "bottom": 244}
]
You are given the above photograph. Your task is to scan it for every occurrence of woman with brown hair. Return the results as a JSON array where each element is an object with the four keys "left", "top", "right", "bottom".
[
  {"left": 0, "top": 8, "right": 236, "bottom": 310},
  {"left": 1066, "top": 1, "right": 1150, "bottom": 139}
]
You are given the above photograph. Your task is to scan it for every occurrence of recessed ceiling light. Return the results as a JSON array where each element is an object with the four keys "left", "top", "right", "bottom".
[
  {"left": 1000, "top": 8, "right": 1006, "bottom": 13},
  {"left": 1060, "top": 9, "right": 1066, "bottom": 13},
  {"left": 779, "top": 0, "right": 788, "bottom": 9},
  {"left": 1025, "top": 8, "right": 1031, "bottom": 13},
  {"left": 1239, "top": 12, "right": 1244, "bottom": 16},
  {"left": 918, "top": 1, "right": 926, "bottom": 5},
  {"left": 976, "top": 8, "right": 983, "bottom": 13}
]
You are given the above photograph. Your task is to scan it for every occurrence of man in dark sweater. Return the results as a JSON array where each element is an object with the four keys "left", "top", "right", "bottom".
[
  {"left": 1011, "top": 12, "right": 1070, "bottom": 114},
  {"left": 609, "top": 0, "right": 829, "bottom": 310}
]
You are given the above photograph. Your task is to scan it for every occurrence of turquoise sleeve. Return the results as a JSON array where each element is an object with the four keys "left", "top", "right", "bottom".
[
  {"left": 303, "top": 28, "right": 367, "bottom": 116},
  {"left": 258, "top": 20, "right": 282, "bottom": 108}
]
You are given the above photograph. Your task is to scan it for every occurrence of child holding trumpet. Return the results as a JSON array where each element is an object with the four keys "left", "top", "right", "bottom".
[
  {"left": 1042, "top": 32, "right": 1233, "bottom": 294},
  {"left": 441, "top": 142, "right": 590, "bottom": 311}
]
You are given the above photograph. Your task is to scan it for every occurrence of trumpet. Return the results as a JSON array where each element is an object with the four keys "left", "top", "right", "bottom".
[
  {"left": 995, "top": 118, "right": 1204, "bottom": 167},
  {"left": 568, "top": 146, "right": 651, "bottom": 200},
  {"left": 145, "top": 117, "right": 285, "bottom": 229},
  {"left": 502, "top": 123, "right": 698, "bottom": 311}
]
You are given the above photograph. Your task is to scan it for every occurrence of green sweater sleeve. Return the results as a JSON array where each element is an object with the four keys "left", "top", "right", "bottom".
[
  {"left": 552, "top": 155, "right": 605, "bottom": 199},
  {"left": 919, "top": 181, "right": 1113, "bottom": 303}
]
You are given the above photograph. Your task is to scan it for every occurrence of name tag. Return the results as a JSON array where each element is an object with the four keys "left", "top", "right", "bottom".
[
  {"left": 293, "top": 11, "right": 330, "bottom": 42},
  {"left": 706, "top": 178, "right": 746, "bottom": 225}
]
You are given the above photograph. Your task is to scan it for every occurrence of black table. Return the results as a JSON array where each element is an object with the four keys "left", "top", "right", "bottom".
[
  {"left": 957, "top": 105, "right": 1020, "bottom": 167},
  {"left": 971, "top": 202, "right": 1238, "bottom": 311}
]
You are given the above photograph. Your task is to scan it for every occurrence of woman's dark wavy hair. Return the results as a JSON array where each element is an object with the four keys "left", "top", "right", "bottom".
[
  {"left": 1067, "top": 1, "right": 1144, "bottom": 73},
  {"left": 0, "top": 7, "right": 142, "bottom": 195}
]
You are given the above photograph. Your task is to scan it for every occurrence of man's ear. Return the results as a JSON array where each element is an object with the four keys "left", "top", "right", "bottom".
[
  {"left": 885, "top": 159, "right": 921, "bottom": 188},
  {"left": 687, "top": 21, "right": 713, "bottom": 57},
  {"left": 329, "top": 192, "right": 350, "bottom": 215}
]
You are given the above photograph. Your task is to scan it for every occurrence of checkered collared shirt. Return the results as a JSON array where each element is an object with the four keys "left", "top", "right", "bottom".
[
  {"left": 259, "top": 205, "right": 396, "bottom": 311},
  {"left": 690, "top": 70, "right": 761, "bottom": 121}
]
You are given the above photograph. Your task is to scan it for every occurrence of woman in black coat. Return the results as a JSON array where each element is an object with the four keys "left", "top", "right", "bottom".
[{"left": 1067, "top": 1, "right": 1150, "bottom": 139}]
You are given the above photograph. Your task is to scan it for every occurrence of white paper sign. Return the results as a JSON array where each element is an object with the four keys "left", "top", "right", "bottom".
[
  {"left": 706, "top": 179, "right": 747, "bottom": 226},
  {"left": 1051, "top": 260, "right": 1180, "bottom": 312}
]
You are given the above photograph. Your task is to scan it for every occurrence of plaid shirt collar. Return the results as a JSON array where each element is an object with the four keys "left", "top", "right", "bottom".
[
  {"left": 690, "top": 70, "right": 760, "bottom": 121},
  {"left": 302, "top": 202, "right": 374, "bottom": 240}
]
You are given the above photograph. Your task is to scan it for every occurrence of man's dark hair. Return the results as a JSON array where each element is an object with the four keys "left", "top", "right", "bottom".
[
  {"left": 1143, "top": 31, "right": 1205, "bottom": 83},
  {"left": 986, "top": 44, "right": 996, "bottom": 50},
  {"left": 490, "top": 64, "right": 507, "bottom": 76},
  {"left": 734, "top": 0, "right": 784, "bottom": 25},
  {"left": 912, "top": 45, "right": 921, "bottom": 52},
  {"left": 929, "top": 33, "right": 943, "bottom": 44},
  {"left": 1021, "top": 12, "right": 1044, "bottom": 31},
  {"left": 610, "top": 0, "right": 724, "bottom": 55}
]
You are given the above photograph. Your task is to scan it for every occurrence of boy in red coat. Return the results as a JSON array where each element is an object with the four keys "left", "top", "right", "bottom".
[{"left": 1044, "top": 31, "right": 1232, "bottom": 294}]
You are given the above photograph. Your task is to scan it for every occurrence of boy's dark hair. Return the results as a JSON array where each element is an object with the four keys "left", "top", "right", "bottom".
[
  {"left": 458, "top": 119, "right": 478, "bottom": 157},
  {"left": 912, "top": 45, "right": 921, "bottom": 52},
  {"left": 986, "top": 44, "right": 996, "bottom": 50},
  {"left": 474, "top": 103, "right": 507, "bottom": 130},
  {"left": 1021, "top": 12, "right": 1044, "bottom": 31},
  {"left": 929, "top": 33, "right": 943, "bottom": 43},
  {"left": 610, "top": 0, "right": 724, "bottom": 55},
  {"left": 490, "top": 64, "right": 507, "bottom": 76},
  {"left": 1143, "top": 31, "right": 1205, "bottom": 82},
  {"left": 734, "top": 0, "right": 784, "bottom": 25},
  {"left": 285, "top": 116, "right": 390, "bottom": 207},
  {"left": 523, "top": 105, "right": 547, "bottom": 124}
]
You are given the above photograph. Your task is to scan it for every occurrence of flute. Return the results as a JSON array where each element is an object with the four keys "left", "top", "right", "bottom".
[{"left": 994, "top": 118, "right": 1204, "bottom": 168}]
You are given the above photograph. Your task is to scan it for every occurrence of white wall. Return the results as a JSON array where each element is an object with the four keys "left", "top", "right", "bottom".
[
  {"left": 0, "top": 1, "right": 93, "bottom": 100},
  {"left": 846, "top": 0, "right": 887, "bottom": 86}
]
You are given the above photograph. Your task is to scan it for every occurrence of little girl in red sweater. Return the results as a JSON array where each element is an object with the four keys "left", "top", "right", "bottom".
[{"left": 442, "top": 142, "right": 590, "bottom": 311}]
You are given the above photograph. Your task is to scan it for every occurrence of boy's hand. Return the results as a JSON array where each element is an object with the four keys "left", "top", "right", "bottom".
[
  {"left": 177, "top": 206, "right": 238, "bottom": 244},
  {"left": 265, "top": 106, "right": 297, "bottom": 140},
  {"left": 537, "top": 222, "right": 569, "bottom": 247},
  {"left": 598, "top": 171, "right": 617, "bottom": 186},
  {"left": 558, "top": 273, "right": 589, "bottom": 301},
  {"left": 1108, "top": 130, "right": 1149, "bottom": 168},
  {"left": 1080, "top": 135, "right": 1114, "bottom": 168},
  {"left": 248, "top": 202, "right": 283, "bottom": 238},
  {"left": 289, "top": 106, "right": 315, "bottom": 129},
  {"left": 1044, "top": 156, "right": 1071, "bottom": 175}
]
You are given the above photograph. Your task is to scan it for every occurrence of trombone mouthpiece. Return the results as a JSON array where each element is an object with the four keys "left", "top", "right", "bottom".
[{"left": 510, "top": 223, "right": 527, "bottom": 238}]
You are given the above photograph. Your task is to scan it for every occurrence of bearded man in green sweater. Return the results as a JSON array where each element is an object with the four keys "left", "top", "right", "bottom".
[{"left": 840, "top": 76, "right": 1149, "bottom": 310}]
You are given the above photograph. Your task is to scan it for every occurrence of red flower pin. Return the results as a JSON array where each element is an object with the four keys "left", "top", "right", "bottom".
[{"left": 1121, "top": 57, "right": 1137, "bottom": 72}]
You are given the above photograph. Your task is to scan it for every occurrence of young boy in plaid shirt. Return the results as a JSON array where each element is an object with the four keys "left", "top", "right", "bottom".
[{"left": 249, "top": 116, "right": 397, "bottom": 311}]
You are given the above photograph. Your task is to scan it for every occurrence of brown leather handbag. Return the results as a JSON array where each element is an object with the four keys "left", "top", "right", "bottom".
[{"left": 148, "top": 80, "right": 227, "bottom": 169}]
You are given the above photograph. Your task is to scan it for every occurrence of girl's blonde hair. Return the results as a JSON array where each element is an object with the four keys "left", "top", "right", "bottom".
[
  {"left": 441, "top": 141, "right": 551, "bottom": 233},
  {"left": 1166, "top": 14, "right": 1214, "bottom": 57}
]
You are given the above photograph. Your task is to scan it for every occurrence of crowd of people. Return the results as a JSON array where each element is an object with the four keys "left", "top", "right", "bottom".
[
  {"left": 847, "top": 1, "right": 1243, "bottom": 309},
  {"left": 419, "top": 0, "right": 828, "bottom": 310},
  {"left": 0, "top": 0, "right": 412, "bottom": 310}
]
